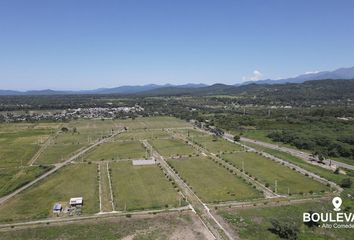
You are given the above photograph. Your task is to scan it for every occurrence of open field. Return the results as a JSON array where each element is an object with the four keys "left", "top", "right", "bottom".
[
  {"left": 110, "top": 161, "right": 181, "bottom": 211},
  {"left": 99, "top": 163, "right": 114, "bottom": 212},
  {"left": 0, "top": 166, "right": 52, "bottom": 198},
  {"left": 0, "top": 164, "right": 99, "bottom": 223},
  {"left": 168, "top": 157, "right": 262, "bottom": 203},
  {"left": 116, "top": 129, "right": 171, "bottom": 141},
  {"left": 150, "top": 138, "right": 197, "bottom": 158},
  {"left": 176, "top": 129, "right": 244, "bottom": 153},
  {"left": 222, "top": 152, "right": 329, "bottom": 195},
  {"left": 0, "top": 211, "right": 213, "bottom": 240},
  {"left": 242, "top": 141, "right": 353, "bottom": 186},
  {"left": 218, "top": 200, "right": 352, "bottom": 240},
  {"left": 116, "top": 116, "right": 191, "bottom": 130},
  {"left": 0, "top": 123, "right": 57, "bottom": 168},
  {"left": 83, "top": 140, "right": 147, "bottom": 161},
  {"left": 35, "top": 120, "right": 118, "bottom": 164}
]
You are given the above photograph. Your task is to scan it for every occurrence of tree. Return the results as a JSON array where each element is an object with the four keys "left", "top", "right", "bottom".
[
  {"left": 61, "top": 127, "right": 69, "bottom": 133},
  {"left": 340, "top": 178, "right": 352, "bottom": 188},
  {"left": 269, "top": 219, "right": 299, "bottom": 240},
  {"left": 233, "top": 135, "right": 240, "bottom": 142},
  {"left": 304, "top": 211, "right": 320, "bottom": 228}
]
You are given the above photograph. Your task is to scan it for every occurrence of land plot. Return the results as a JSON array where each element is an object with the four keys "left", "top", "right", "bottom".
[
  {"left": 222, "top": 152, "right": 329, "bottom": 194},
  {"left": 219, "top": 200, "right": 352, "bottom": 240},
  {"left": 168, "top": 157, "right": 261, "bottom": 203},
  {"left": 0, "top": 211, "right": 214, "bottom": 240},
  {"left": 0, "top": 166, "right": 52, "bottom": 197},
  {"left": 99, "top": 163, "right": 113, "bottom": 212},
  {"left": 0, "top": 127, "right": 53, "bottom": 167},
  {"left": 83, "top": 141, "right": 147, "bottom": 161},
  {"left": 115, "top": 129, "right": 170, "bottom": 141},
  {"left": 36, "top": 120, "right": 117, "bottom": 164},
  {"left": 0, "top": 164, "right": 99, "bottom": 223},
  {"left": 150, "top": 138, "right": 197, "bottom": 158},
  {"left": 110, "top": 161, "right": 181, "bottom": 211}
]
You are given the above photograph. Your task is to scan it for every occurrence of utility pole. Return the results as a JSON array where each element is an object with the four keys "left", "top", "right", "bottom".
[
  {"left": 275, "top": 180, "right": 278, "bottom": 194},
  {"left": 242, "top": 160, "right": 244, "bottom": 172}
]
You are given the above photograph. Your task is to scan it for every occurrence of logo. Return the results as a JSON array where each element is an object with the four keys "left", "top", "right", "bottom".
[
  {"left": 332, "top": 197, "right": 342, "bottom": 212},
  {"left": 303, "top": 197, "right": 354, "bottom": 229}
]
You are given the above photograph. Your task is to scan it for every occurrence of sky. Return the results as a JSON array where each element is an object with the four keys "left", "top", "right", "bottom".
[{"left": 0, "top": 0, "right": 354, "bottom": 90}]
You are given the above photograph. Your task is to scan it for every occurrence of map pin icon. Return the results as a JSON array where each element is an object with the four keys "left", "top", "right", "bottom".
[{"left": 332, "top": 197, "right": 342, "bottom": 211}]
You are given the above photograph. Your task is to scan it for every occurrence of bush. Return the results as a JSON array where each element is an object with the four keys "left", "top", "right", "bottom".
[
  {"left": 340, "top": 178, "right": 352, "bottom": 188},
  {"left": 269, "top": 219, "right": 299, "bottom": 240}
]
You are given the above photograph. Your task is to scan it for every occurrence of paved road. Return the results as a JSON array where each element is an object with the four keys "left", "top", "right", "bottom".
[
  {"left": 0, "top": 129, "right": 125, "bottom": 206},
  {"left": 221, "top": 132, "right": 353, "bottom": 171},
  {"left": 232, "top": 135, "right": 354, "bottom": 171}
]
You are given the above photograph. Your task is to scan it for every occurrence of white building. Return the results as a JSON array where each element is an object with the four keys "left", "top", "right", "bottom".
[{"left": 70, "top": 197, "right": 83, "bottom": 206}]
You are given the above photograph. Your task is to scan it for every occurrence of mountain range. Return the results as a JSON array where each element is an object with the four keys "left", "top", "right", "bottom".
[{"left": 1, "top": 66, "right": 354, "bottom": 96}]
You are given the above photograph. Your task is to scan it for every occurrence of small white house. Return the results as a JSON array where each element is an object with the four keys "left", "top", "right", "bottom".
[{"left": 70, "top": 197, "right": 83, "bottom": 206}]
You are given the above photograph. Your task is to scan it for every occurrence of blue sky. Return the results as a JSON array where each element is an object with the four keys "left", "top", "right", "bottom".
[{"left": 0, "top": 0, "right": 354, "bottom": 90}]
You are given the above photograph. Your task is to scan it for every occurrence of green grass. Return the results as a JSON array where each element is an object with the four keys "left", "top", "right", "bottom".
[
  {"left": 0, "top": 164, "right": 99, "bottom": 223},
  {"left": 0, "top": 212, "right": 204, "bottom": 240},
  {"left": 242, "top": 141, "right": 353, "bottom": 186},
  {"left": 99, "top": 163, "right": 113, "bottom": 212},
  {"left": 110, "top": 161, "right": 181, "bottom": 211},
  {"left": 83, "top": 141, "right": 147, "bottom": 161},
  {"left": 0, "top": 166, "right": 52, "bottom": 197},
  {"left": 222, "top": 152, "right": 329, "bottom": 195},
  {"left": 168, "top": 157, "right": 262, "bottom": 203},
  {"left": 117, "top": 116, "right": 191, "bottom": 130},
  {"left": 150, "top": 138, "right": 197, "bottom": 158},
  {"left": 219, "top": 200, "right": 353, "bottom": 240},
  {"left": 193, "top": 135, "right": 243, "bottom": 154},
  {"left": 0, "top": 127, "right": 54, "bottom": 167},
  {"left": 36, "top": 120, "right": 118, "bottom": 164},
  {"left": 116, "top": 129, "right": 170, "bottom": 141}
]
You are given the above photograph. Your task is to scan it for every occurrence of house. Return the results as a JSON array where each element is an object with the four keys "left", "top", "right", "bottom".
[
  {"left": 69, "top": 197, "right": 83, "bottom": 206},
  {"left": 53, "top": 203, "right": 62, "bottom": 213}
]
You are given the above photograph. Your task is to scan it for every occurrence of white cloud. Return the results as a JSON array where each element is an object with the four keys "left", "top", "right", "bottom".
[
  {"left": 243, "top": 70, "right": 263, "bottom": 81},
  {"left": 304, "top": 70, "right": 319, "bottom": 75}
]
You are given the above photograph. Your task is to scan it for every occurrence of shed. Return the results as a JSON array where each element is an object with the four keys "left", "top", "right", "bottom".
[
  {"left": 70, "top": 197, "right": 83, "bottom": 206},
  {"left": 53, "top": 203, "right": 62, "bottom": 213}
]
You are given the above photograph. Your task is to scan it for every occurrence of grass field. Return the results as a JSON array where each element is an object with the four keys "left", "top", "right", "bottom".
[
  {"left": 83, "top": 140, "right": 147, "bottom": 161},
  {"left": 222, "top": 152, "right": 329, "bottom": 195},
  {"left": 168, "top": 157, "right": 262, "bottom": 202},
  {"left": 0, "top": 166, "right": 52, "bottom": 197},
  {"left": 150, "top": 138, "right": 197, "bottom": 158},
  {"left": 0, "top": 123, "right": 56, "bottom": 168},
  {"left": 117, "top": 116, "right": 191, "bottom": 130},
  {"left": 99, "top": 163, "right": 113, "bottom": 212},
  {"left": 116, "top": 129, "right": 170, "bottom": 141},
  {"left": 241, "top": 141, "right": 352, "bottom": 186},
  {"left": 0, "top": 212, "right": 212, "bottom": 240},
  {"left": 110, "top": 161, "right": 181, "bottom": 211},
  {"left": 35, "top": 119, "right": 118, "bottom": 164},
  {"left": 0, "top": 164, "right": 99, "bottom": 223},
  {"left": 176, "top": 129, "right": 244, "bottom": 154},
  {"left": 219, "top": 200, "right": 352, "bottom": 240}
]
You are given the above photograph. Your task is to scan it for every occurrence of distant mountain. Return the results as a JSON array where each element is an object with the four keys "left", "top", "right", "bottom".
[
  {"left": 243, "top": 66, "right": 354, "bottom": 85},
  {"left": 0, "top": 83, "right": 208, "bottom": 96},
  {"left": 139, "top": 79, "right": 354, "bottom": 104}
]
